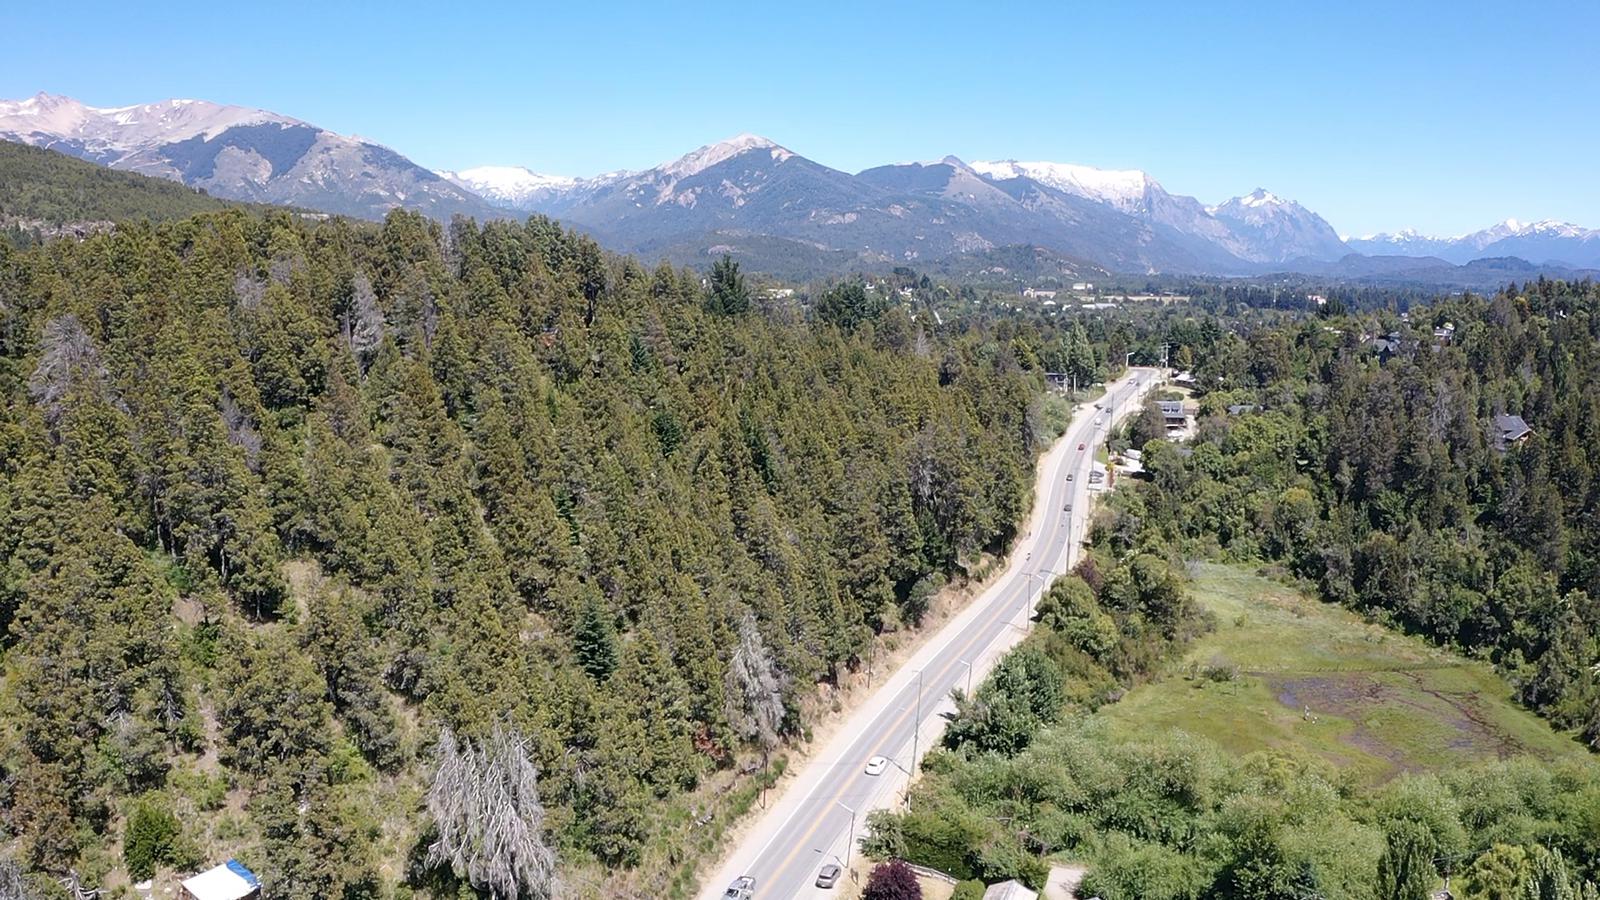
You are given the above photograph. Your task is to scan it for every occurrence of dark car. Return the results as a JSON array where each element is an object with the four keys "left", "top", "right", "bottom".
[
  {"left": 1078, "top": 442, "right": 1086, "bottom": 450},
  {"left": 816, "top": 864, "right": 842, "bottom": 888}
]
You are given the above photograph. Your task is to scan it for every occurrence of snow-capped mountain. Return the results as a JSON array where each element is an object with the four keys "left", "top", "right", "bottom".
[
  {"left": 1209, "top": 188, "right": 1348, "bottom": 263},
  {"left": 1349, "top": 219, "right": 1600, "bottom": 267},
  {"left": 437, "top": 165, "right": 581, "bottom": 210},
  {"left": 969, "top": 160, "right": 1157, "bottom": 214},
  {"left": 11, "top": 90, "right": 1586, "bottom": 278},
  {"left": 966, "top": 163, "right": 1340, "bottom": 265},
  {"left": 655, "top": 132, "right": 792, "bottom": 180},
  {"left": 0, "top": 92, "right": 503, "bottom": 221},
  {"left": 442, "top": 138, "right": 1352, "bottom": 274}
]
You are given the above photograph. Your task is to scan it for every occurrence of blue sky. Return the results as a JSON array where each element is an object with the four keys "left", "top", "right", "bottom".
[{"left": 3, "top": 0, "right": 1595, "bottom": 236}]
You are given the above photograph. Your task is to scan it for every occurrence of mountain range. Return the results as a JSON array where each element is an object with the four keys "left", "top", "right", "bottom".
[
  {"left": 3, "top": 92, "right": 1593, "bottom": 279},
  {"left": 0, "top": 92, "right": 503, "bottom": 221},
  {"left": 1348, "top": 219, "right": 1600, "bottom": 269}
]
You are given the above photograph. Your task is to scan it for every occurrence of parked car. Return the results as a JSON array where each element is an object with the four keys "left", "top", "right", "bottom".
[
  {"left": 724, "top": 875, "right": 755, "bottom": 900},
  {"left": 816, "top": 864, "right": 842, "bottom": 888},
  {"left": 864, "top": 755, "right": 889, "bottom": 776}
]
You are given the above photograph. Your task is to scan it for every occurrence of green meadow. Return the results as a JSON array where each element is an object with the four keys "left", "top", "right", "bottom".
[{"left": 1099, "top": 564, "right": 1588, "bottom": 783}]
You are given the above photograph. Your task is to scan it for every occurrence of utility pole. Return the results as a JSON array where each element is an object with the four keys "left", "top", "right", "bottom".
[
  {"left": 959, "top": 658, "right": 972, "bottom": 696},
  {"left": 837, "top": 800, "right": 857, "bottom": 867}
]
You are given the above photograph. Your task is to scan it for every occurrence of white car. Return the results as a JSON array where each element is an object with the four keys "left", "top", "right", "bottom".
[{"left": 864, "top": 755, "right": 890, "bottom": 776}]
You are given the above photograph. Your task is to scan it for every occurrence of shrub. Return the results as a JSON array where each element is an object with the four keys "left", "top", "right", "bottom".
[
  {"left": 123, "top": 796, "right": 187, "bottom": 881},
  {"left": 951, "top": 880, "right": 985, "bottom": 900},
  {"left": 864, "top": 860, "right": 922, "bottom": 900}
]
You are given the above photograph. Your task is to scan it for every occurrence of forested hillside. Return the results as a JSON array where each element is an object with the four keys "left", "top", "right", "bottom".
[
  {"left": 0, "top": 141, "right": 259, "bottom": 243},
  {"left": 0, "top": 208, "right": 1065, "bottom": 896}
]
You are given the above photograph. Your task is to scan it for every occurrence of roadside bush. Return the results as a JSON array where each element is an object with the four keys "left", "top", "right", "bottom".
[
  {"left": 1078, "top": 834, "right": 1211, "bottom": 900},
  {"left": 942, "top": 646, "right": 1064, "bottom": 756},
  {"left": 863, "top": 801, "right": 984, "bottom": 880},
  {"left": 950, "top": 879, "right": 985, "bottom": 900}
]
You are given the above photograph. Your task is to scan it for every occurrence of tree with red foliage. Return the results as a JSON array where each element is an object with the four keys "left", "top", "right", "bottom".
[{"left": 864, "top": 860, "right": 922, "bottom": 900}]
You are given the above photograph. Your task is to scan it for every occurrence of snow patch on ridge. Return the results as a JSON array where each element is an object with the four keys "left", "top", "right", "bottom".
[
  {"left": 971, "top": 159, "right": 1155, "bottom": 211},
  {"left": 657, "top": 134, "right": 793, "bottom": 181}
]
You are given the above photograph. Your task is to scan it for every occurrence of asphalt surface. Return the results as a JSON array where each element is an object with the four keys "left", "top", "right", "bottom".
[{"left": 700, "top": 369, "right": 1158, "bottom": 900}]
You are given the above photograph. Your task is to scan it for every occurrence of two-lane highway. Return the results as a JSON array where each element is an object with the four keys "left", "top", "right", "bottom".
[{"left": 699, "top": 368, "right": 1159, "bottom": 900}]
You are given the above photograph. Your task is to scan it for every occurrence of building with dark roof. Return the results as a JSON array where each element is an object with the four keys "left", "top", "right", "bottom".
[{"left": 1494, "top": 413, "right": 1532, "bottom": 451}]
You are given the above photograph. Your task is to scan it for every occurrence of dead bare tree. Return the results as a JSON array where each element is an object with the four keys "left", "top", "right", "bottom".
[
  {"left": 219, "top": 389, "right": 263, "bottom": 472},
  {"left": 347, "top": 273, "right": 386, "bottom": 361},
  {"left": 724, "top": 611, "right": 787, "bottom": 756},
  {"left": 233, "top": 268, "right": 267, "bottom": 311},
  {"left": 27, "top": 313, "right": 106, "bottom": 428},
  {"left": 0, "top": 856, "right": 30, "bottom": 900},
  {"left": 427, "top": 726, "right": 558, "bottom": 900}
]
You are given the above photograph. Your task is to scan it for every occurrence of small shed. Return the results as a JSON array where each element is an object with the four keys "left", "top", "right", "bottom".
[
  {"left": 181, "top": 860, "right": 261, "bottom": 900},
  {"left": 983, "top": 880, "right": 1039, "bottom": 900}
]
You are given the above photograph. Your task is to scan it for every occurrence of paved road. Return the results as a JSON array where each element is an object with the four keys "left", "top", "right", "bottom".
[{"left": 699, "top": 369, "right": 1159, "bottom": 900}]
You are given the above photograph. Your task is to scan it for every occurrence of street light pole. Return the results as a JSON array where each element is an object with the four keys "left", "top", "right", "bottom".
[
  {"left": 958, "top": 659, "right": 972, "bottom": 696},
  {"left": 1023, "top": 572, "right": 1046, "bottom": 626},
  {"left": 911, "top": 668, "right": 923, "bottom": 773}
]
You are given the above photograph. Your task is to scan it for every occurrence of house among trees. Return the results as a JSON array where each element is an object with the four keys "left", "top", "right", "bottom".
[
  {"left": 982, "top": 880, "right": 1039, "bottom": 900},
  {"left": 180, "top": 860, "right": 260, "bottom": 900},
  {"left": 1494, "top": 413, "right": 1533, "bottom": 451},
  {"left": 1365, "top": 332, "right": 1402, "bottom": 359},
  {"left": 1158, "top": 400, "right": 1190, "bottom": 433}
]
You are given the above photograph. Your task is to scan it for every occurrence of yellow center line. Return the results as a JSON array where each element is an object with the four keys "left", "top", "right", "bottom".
[
  {"left": 757, "top": 375, "right": 1141, "bottom": 894},
  {"left": 763, "top": 524, "right": 1046, "bottom": 888}
]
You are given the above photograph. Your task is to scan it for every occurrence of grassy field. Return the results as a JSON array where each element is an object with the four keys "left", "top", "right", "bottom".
[{"left": 1098, "top": 564, "right": 1589, "bottom": 783}]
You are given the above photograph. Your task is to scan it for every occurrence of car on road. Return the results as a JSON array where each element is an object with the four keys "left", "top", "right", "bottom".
[
  {"left": 816, "top": 864, "right": 842, "bottom": 888},
  {"left": 1077, "top": 442, "right": 1086, "bottom": 450},
  {"left": 724, "top": 875, "right": 755, "bottom": 900},
  {"left": 1066, "top": 472, "right": 1074, "bottom": 481},
  {"left": 864, "top": 755, "right": 889, "bottom": 776}
]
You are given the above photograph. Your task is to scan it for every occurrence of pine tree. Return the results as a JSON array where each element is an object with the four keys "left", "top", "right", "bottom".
[
  {"left": 706, "top": 255, "right": 750, "bottom": 316},
  {"left": 573, "top": 595, "right": 618, "bottom": 681}
]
